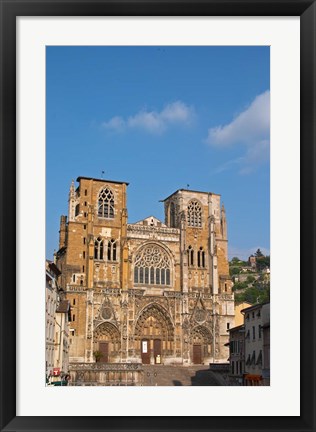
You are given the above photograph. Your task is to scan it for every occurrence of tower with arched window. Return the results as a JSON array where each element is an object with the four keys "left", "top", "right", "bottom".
[{"left": 55, "top": 176, "right": 234, "bottom": 375}]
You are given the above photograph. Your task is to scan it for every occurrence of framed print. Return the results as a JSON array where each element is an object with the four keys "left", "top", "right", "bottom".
[{"left": 1, "top": 1, "right": 315, "bottom": 431}]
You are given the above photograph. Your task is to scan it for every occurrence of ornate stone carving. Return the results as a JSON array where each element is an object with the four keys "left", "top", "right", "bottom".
[
  {"left": 194, "top": 309, "right": 207, "bottom": 324},
  {"left": 101, "top": 307, "right": 112, "bottom": 320}
]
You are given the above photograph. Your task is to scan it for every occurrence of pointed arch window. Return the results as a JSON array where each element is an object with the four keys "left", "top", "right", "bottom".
[
  {"left": 98, "top": 188, "right": 114, "bottom": 218},
  {"left": 134, "top": 244, "right": 171, "bottom": 286},
  {"left": 197, "top": 247, "right": 205, "bottom": 268},
  {"left": 94, "top": 237, "right": 104, "bottom": 260},
  {"left": 187, "top": 200, "right": 202, "bottom": 227},
  {"left": 188, "top": 245, "right": 194, "bottom": 266},
  {"left": 107, "top": 239, "right": 117, "bottom": 261}
]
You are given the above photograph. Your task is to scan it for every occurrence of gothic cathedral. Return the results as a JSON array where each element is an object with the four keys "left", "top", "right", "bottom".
[{"left": 56, "top": 176, "right": 234, "bottom": 366}]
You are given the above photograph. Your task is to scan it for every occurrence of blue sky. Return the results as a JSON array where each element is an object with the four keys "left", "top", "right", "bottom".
[{"left": 46, "top": 46, "right": 270, "bottom": 261}]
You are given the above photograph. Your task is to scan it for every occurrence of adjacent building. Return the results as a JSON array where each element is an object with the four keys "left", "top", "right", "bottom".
[
  {"left": 45, "top": 260, "right": 60, "bottom": 381},
  {"left": 242, "top": 302, "right": 270, "bottom": 385},
  {"left": 227, "top": 302, "right": 270, "bottom": 386},
  {"left": 45, "top": 260, "right": 70, "bottom": 384},
  {"left": 55, "top": 176, "right": 234, "bottom": 369},
  {"left": 227, "top": 324, "right": 245, "bottom": 385}
]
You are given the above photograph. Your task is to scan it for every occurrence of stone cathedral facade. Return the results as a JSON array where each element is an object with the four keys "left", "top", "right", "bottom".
[{"left": 55, "top": 176, "right": 234, "bottom": 366}]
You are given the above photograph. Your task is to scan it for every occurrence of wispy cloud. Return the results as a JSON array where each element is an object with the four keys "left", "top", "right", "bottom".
[
  {"left": 101, "top": 101, "right": 195, "bottom": 134},
  {"left": 207, "top": 91, "right": 270, "bottom": 174}
]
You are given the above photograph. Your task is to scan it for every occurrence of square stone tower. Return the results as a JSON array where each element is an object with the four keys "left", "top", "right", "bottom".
[{"left": 55, "top": 178, "right": 234, "bottom": 368}]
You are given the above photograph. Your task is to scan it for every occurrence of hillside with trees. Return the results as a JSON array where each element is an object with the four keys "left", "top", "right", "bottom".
[{"left": 230, "top": 249, "right": 270, "bottom": 304}]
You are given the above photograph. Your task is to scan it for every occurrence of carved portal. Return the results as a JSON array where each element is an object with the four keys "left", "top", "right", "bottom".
[
  {"left": 93, "top": 322, "right": 121, "bottom": 363},
  {"left": 134, "top": 304, "right": 175, "bottom": 362}
]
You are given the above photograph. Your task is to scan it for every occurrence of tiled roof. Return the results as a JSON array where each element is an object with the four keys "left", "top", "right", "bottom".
[{"left": 56, "top": 300, "right": 70, "bottom": 313}]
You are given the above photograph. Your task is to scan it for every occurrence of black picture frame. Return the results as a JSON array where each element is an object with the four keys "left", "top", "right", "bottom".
[{"left": 0, "top": 1, "right": 315, "bottom": 431}]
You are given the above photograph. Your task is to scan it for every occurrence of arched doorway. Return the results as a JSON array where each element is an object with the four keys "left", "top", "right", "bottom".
[
  {"left": 93, "top": 322, "right": 120, "bottom": 363},
  {"left": 191, "top": 325, "right": 212, "bottom": 365},
  {"left": 135, "top": 304, "right": 174, "bottom": 364}
]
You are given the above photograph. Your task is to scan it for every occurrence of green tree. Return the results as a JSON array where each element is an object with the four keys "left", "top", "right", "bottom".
[
  {"left": 231, "top": 257, "right": 240, "bottom": 263},
  {"left": 256, "top": 255, "right": 270, "bottom": 271},
  {"left": 230, "top": 267, "right": 241, "bottom": 276}
]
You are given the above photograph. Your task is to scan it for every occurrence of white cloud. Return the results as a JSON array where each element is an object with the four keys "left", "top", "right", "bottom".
[
  {"left": 101, "top": 101, "right": 195, "bottom": 134},
  {"left": 101, "top": 116, "right": 125, "bottom": 131},
  {"left": 128, "top": 111, "right": 165, "bottom": 133},
  {"left": 207, "top": 91, "right": 270, "bottom": 174}
]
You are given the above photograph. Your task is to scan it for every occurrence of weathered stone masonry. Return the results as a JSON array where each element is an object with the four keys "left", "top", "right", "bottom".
[{"left": 56, "top": 176, "right": 234, "bottom": 368}]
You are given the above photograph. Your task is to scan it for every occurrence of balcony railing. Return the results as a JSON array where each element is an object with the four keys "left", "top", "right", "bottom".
[{"left": 69, "top": 362, "right": 144, "bottom": 386}]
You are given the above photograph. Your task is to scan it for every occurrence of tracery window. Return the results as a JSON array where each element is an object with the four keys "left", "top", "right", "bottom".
[
  {"left": 170, "top": 202, "right": 176, "bottom": 228},
  {"left": 188, "top": 245, "right": 194, "bottom": 266},
  {"left": 134, "top": 244, "right": 171, "bottom": 286},
  {"left": 197, "top": 247, "right": 205, "bottom": 268},
  {"left": 107, "top": 239, "right": 117, "bottom": 261},
  {"left": 98, "top": 188, "right": 114, "bottom": 218},
  {"left": 187, "top": 200, "right": 202, "bottom": 227},
  {"left": 94, "top": 237, "right": 104, "bottom": 260}
]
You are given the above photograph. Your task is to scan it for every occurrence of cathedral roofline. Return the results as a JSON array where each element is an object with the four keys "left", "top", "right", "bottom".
[
  {"left": 161, "top": 188, "right": 220, "bottom": 202},
  {"left": 76, "top": 176, "right": 129, "bottom": 186}
]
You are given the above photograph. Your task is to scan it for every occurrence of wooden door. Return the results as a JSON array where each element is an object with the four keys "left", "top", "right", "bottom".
[
  {"left": 153, "top": 339, "right": 162, "bottom": 364},
  {"left": 193, "top": 344, "right": 202, "bottom": 364},
  {"left": 99, "top": 342, "right": 109, "bottom": 363},
  {"left": 141, "top": 339, "right": 150, "bottom": 364}
]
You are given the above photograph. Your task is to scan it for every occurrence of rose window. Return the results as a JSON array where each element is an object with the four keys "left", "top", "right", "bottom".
[{"left": 134, "top": 244, "right": 171, "bottom": 286}]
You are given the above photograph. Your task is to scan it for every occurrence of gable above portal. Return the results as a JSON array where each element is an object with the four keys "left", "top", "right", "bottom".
[{"left": 134, "top": 216, "right": 167, "bottom": 228}]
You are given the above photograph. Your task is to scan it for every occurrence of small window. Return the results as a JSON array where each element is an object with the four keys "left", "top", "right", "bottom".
[
  {"left": 227, "top": 323, "right": 230, "bottom": 330},
  {"left": 259, "top": 325, "right": 262, "bottom": 338},
  {"left": 166, "top": 269, "right": 170, "bottom": 285},
  {"left": 84, "top": 201, "right": 87, "bottom": 206},
  {"left": 83, "top": 237, "right": 86, "bottom": 244},
  {"left": 72, "top": 275, "right": 75, "bottom": 282},
  {"left": 75, "top": 204, "right": 80, "bottom": 216},
  {"left": 150, "top": 267, "right": 155, "bottom": 284},
  {"left": 82, "top": 266, "right": 85, "bottom": 272},
  {"left": 73, "top": 299, "right": 76, "bottom": 305},
  {"left": 107, "top": 239, "right": 117, "bottom": 261},
  {"left": 84, "top": 212, "right": 87, "bottom": 218},
  {"left": 197, "top": 247, "right": 205, "bottom": 268},
  {"left": 139, "top": 267, "right": 144, "bottom": 283},
  {"left": 188, "top": 246, "right": 194, "bottom": 266},
  {"left": 145, "top": 267, "right": 149, "bottom": 284},
  {"left": 252, "top": 326, "right": 255, "bottom": 340},
  {"left": 72, "top": 314, "right": 75, "bottom": 322},
  {"left": 134, "top": 267, "right": 139, "bottom": 283},
  {"left": 83, "top": 251, "right": 85, "bottom": 259},
  {"left": 80, "top": 279, "right": 83, "bottom": 286},
  {"left": 94, "top": 237, "right": 104, "bottom": 260},
  {"left": 83, "top": 225, "right": 86, "bottom": 230},
  {"left": 84, "top": 189, "right": 87, "bottom": 196}
]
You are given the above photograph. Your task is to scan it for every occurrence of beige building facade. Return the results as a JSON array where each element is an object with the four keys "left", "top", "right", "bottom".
[
  {"left": 55, "top": 176, "right": 234, "bottom": 367},
  {"left": 242, "top": 302, "right": 270, "bottom": 385},
  {"left": 46, "top": 260, "right": 70, "bottom": 384}
]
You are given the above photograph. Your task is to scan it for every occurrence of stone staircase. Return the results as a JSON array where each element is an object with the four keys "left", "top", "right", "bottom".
[{"left": 142, "top": 365, "right": 222, "bottom": 386}]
